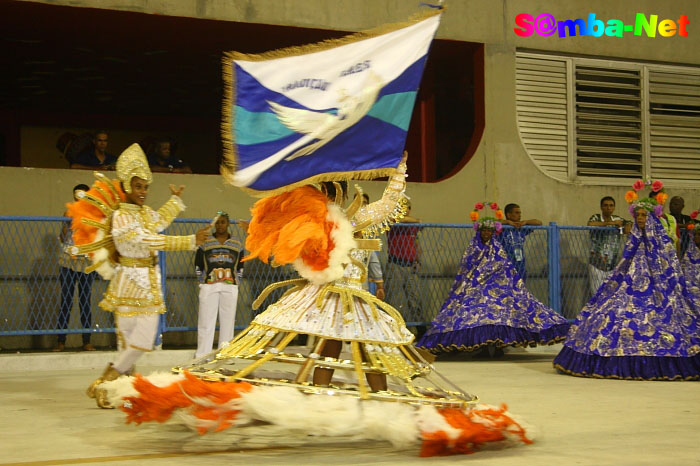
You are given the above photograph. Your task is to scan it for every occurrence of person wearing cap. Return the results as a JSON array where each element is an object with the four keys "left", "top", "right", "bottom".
[
  {"left": 54, "top": 184, "right": 97, "bottom": 352},
  {"left": 194, "top": 212, "right": 244, "bottom": 358},
  {"left": 68, "top": 143, "right": 210, "bottom": 408}
]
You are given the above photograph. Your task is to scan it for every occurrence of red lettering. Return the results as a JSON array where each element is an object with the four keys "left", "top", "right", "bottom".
[
  {"left": 678, "top": 14, "right": 689, "bottom": 37},
  {"left": 514, "top": 14, "right": 535, "bottom": 37}
]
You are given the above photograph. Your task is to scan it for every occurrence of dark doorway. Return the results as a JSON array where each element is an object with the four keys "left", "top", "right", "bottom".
[{"left": 0, "top": 1, "right": 482, "bottom": 179}]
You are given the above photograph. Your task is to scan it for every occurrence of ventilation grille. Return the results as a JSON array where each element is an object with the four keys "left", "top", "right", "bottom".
[
  {"left": 516, "top": 55, "right": 569, "bottom": 181},
  {"left": 575, "top": 65, "right": 642, "bottom": 178},
  {"left": 648, "top": 70, "right": 700, "bottom": 181}
]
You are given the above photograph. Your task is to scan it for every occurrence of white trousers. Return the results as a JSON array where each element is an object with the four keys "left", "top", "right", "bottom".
[
  {"left": 114, "top": 312, "right": 160, "bottom": 373},
  {"left": 588, "top": 264, "right": 613, "bottom": 297},
  {"left": 196, "top": 282, "right": 238, "bottom": 358}
]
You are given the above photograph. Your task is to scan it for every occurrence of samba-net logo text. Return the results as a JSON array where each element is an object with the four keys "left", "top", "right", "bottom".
[{"left": 515, "top": 13, "right": 689, "bottom": 38}]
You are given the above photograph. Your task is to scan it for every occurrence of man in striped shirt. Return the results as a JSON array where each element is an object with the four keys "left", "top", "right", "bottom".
[{"left": 587, "top": 196, "right": 629, "bottom": 296}]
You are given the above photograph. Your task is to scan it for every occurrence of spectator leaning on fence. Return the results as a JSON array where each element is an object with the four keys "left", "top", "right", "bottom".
[
  {"left": 53, "top": 184, "right": 96, "bottom": 352},
  {"left": 385, "top": 199, "right": 423, "bottom": 336},
  {"left": 194, "top": 212, "right": 244, "bottom": 358},
  {"left": 67, "top": 143, "right": 209, "bottom": 408},
  {"left": 497, "top": 203, "right": 542, "bottom": 281},
  {"left": 586, "top": 196, "right": 630, "bottom": 297}
]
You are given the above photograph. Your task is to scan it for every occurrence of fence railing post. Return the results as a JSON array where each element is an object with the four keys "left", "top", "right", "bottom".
[
  {"left": 548, "top": 222, "right": 561, "bottom": 314},
  {"left": 155, "top": 250, "right": 167, "bottom": 347}
]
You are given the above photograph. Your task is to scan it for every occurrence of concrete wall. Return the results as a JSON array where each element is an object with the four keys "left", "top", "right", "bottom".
[
  {"left": 29, "top": 0, "right": 699, "bottom": 66},
  {"left": 7, "top": 0, "right": 698, "bottom": 224}
]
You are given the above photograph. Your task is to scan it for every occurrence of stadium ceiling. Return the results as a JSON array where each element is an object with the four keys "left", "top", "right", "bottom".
[{"left": 0, "top": 1, "right": 347, "bottom": 119}]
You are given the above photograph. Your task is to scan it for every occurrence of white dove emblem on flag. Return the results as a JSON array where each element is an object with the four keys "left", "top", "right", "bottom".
[
  {"left": 232, "top": 71, "right": 384, "bottom": 186},
  {"left": 269, "top": 71, "right": 384, "bottom": 161}
]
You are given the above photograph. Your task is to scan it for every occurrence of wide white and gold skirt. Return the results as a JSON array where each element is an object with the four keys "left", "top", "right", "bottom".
[{"left": 179, "top": 278, "right": 475, "bottom": 407}]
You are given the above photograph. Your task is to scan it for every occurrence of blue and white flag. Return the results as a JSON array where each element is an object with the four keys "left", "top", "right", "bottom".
[{"left": 221, "top": 11, "right": 442, "bottom": 195}]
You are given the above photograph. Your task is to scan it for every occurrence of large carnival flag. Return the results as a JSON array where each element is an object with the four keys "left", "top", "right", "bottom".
[{"left": 221, "top": 10, "right": 442, "bottom": 195}]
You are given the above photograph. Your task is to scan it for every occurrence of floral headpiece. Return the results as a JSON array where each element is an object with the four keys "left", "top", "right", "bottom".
[
  {"left": 688, "top": 210, "right": 698, "bottom": 230},
  {"left": 624, "top": 178, "right": 667, "bottom": 217},
  {"left": 470, "top": 202, "right": 504, "bottom": 233}
]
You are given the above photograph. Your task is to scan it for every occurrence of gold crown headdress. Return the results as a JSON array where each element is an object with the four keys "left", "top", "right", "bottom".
[{"left": 116, "top": 143, "right": 152, "bottom": 193}]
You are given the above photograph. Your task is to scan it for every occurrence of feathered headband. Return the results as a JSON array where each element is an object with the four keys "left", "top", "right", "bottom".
[{"left": 470, "top": 202, "right": 504, "bottom": 233}]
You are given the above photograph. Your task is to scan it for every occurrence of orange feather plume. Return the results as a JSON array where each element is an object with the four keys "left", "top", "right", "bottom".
[
  {"left": 122, "top": 372, "right": 252, "bottom": 434},
  {"left": 244, "top": 186, "right": 336, "bottom": 271},
  {"left": 66, "top": 179, "right": 125, "bottom": 246},
  {"left": 419, "top": 404, "right": 532, "bottom": 457}
]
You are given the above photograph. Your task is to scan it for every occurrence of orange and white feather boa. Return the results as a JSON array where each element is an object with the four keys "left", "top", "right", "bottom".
[{"left": 102, "top": 373, "right": 532, "bottom": 457}]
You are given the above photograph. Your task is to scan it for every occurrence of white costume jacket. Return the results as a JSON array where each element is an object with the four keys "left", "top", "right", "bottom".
[{"left": 99, "top": 195, "right": 195, "bottom": 316}]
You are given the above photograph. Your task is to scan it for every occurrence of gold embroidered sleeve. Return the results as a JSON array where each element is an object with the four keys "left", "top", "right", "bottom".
[
  {"left": 154, "top": 195, "right": 186, "bottom": 231},
  {"left": 112, "top": 210, "right": 195, "bottom": 252},
  {"left": 352, "top": 163, "right": 409, "bottom": 238},
  {"left": 143, "top": 234, "right": 196, "bottom": 251}
]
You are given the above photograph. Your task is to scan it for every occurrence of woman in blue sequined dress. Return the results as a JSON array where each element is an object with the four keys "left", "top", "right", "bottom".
[
  {"left": 417, "top": 204, "right": 569, "bottom": 354},
  {"left": 554, "top": 199, "right": 700, "bottom": 380}
]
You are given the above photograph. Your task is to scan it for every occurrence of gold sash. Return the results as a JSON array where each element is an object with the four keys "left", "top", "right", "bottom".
[{"left": 119, "top": 256, "right": 158, "bottom": 268}]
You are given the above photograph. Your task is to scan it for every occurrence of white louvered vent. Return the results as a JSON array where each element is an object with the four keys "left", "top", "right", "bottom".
[
  {"left": 516, "top": 51, "right": 700, "bottom": 186},
  {"left": 515, "top": 55, "right": 569, "bottom": 181},
  {"left": 574, "top": 65, "right": 643, "bottom": 179},
  {"left": 648, "top": 70, "right": 700, "bottom": 182}
]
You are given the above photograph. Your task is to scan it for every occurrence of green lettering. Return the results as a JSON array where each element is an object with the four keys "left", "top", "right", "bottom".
[
  {"left": 605, "top": 19, "right": 624, "bottom": 37},
  {"left": 634, "top": 13, "right": 658, "bottom": 37}
]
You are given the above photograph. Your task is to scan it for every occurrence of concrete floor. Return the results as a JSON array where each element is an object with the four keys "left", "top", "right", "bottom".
[{"left": 1, "top": 345, "right": 698, "bottom": 466}]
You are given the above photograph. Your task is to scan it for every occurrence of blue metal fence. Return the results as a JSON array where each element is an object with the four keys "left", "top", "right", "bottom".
[{"left": 1, "top": 216, "right": 654, "bottom": 339}]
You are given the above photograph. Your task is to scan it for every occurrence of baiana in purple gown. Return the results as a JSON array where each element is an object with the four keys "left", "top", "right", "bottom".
[
  {"left": 417, "top": 232, "right": 569, "bottom": 353},
  {"left": 681, "top": 231, "right": 700, "bottom": 303},
  {"left": 554, "top": 213, "right": 700, "bottom": 380}
]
